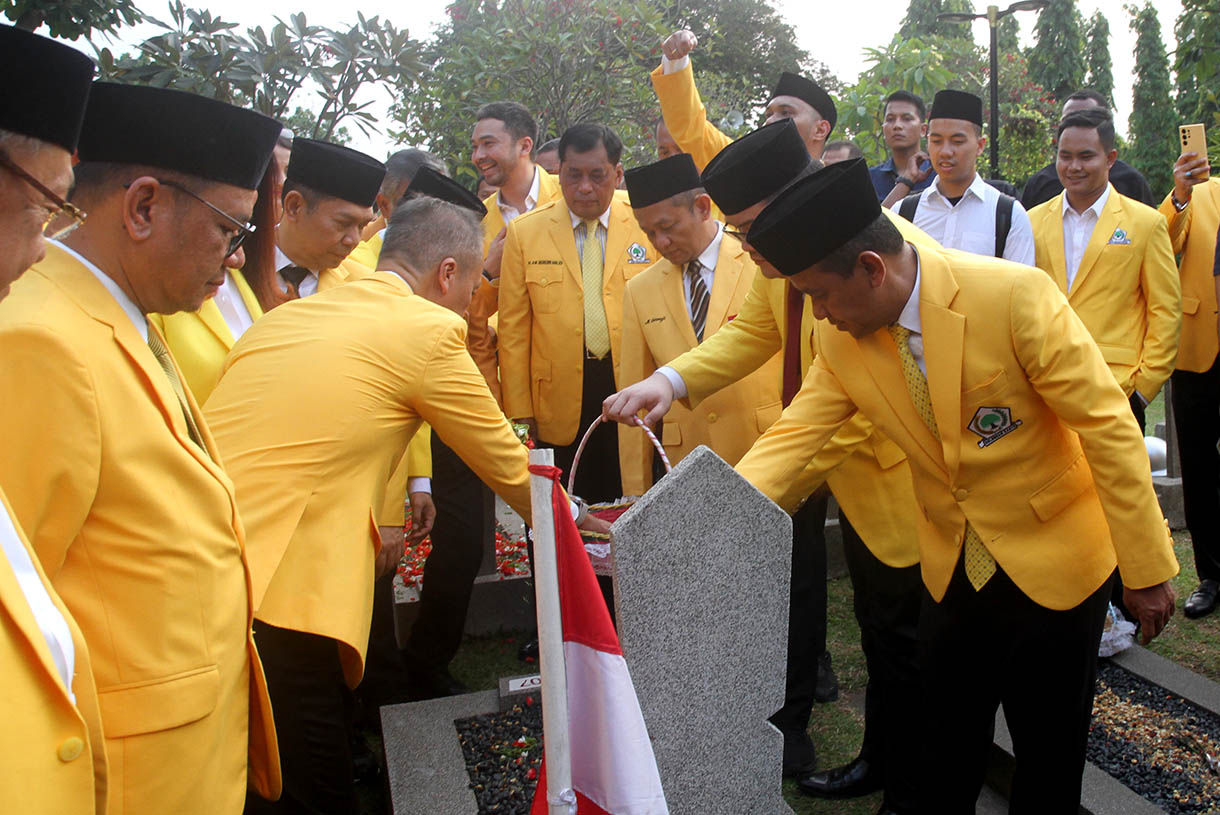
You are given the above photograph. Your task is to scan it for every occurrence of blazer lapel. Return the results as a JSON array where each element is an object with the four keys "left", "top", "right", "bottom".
[
  {"left": 856, "top": 329, "right": 947, "bottom": 471},
  {"left": 0, "top": 499, "right": 67, "bottom": 695},
  {"left": 703, "top": 237, "right": 739, "bottom": 333},
  {"left": 197, "top": 300, "right": 236, "bottom": 349},
  {"left": 1070, "top": 185, "right": 1119, "bottom": 296},
  {"left": 231, "top": 268, "right": 265, "bottom": 322},
  {"left": 919, "top": 250, "right": 965, "bottom": 478},
  {"left": 547, "top": 202, "right": 583, "bottom": 288},
  {"left": 1042, "top": 193, "right": 1069, "bottom": 293},
  {"left": 660, "top": 262, "right": 699, "bottom": 347},
  {"left": 602, "top": 200, "right": 634, "bottom": 289}
]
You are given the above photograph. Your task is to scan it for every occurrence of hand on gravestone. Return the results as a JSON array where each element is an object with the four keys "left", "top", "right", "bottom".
[
  {"left": 602, "top": 371, "right": 674, "bottom": 428},
  {"left": 1123, "top": 580, "right": 1176, "bottom": 645}
]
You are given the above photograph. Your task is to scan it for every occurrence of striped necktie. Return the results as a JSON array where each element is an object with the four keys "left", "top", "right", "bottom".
[
  {"left": 581, "top": 220, "right": 610, "bottom": 358},
  {"left": 888, "top": 324, "right": 995, "bottom": 590},
  {"left": 146, "top": 326, "right": 211, "bottom": 459},
  {"left": 686, "top": 259, "right": 709, "bottom": 342}
]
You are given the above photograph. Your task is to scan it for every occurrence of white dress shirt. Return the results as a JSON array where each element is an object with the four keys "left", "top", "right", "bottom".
[
  {"left": 497, "top": 166, "right": 541, "bottom": 224},
  {"left": 212, "top": 271, "right": 255, "bottom": 340},
  {"left": 275, "top": 245, "right": 319, "bottom": 298},
  {"left": 682, "top": 222, "right": 723, "bottom": 319},
  {"left": 1062, "top": 184, "right": 1112, "bottom": 292},
  {"left": 2, "top": 487, "right": 76, "bottom": 701},
  {"left": 894, "top": 254, "right": 927, "bottom": 376},
  {"left": 54, "top": 240, "right": 148, "bottom": 340},
  {"left": 892, "top": 173, "right": 1036, "bottom": 266}
]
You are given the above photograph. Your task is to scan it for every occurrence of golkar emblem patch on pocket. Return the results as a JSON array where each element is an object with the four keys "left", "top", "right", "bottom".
[
  {"left": 627, "top": 242, "right": 651, "bottom": 264},
  {"left": 968, "top": 406, "right": 1023, "bottom": 448}
]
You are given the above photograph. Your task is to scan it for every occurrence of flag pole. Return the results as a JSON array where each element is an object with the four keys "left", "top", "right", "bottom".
[{"left": 529, "top": 447, "right": 573, "bottom": 815}]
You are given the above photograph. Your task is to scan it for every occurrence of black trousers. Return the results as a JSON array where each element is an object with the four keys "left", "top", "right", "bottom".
[
  {"left": 918, "top": 558, "right": 1112, "bottom": 814},
  {"left": 245, "top": 621, "right": 358, "bottom": 815},
  {"left": 547, "top": 353, "right": 622, "bottom": 504},
  {"left": 842, "top": 512, "right": 922, "bottom": 811},
  {"left": 768, "top": 492, "right": 829, "bottom": 735},
  {"left": 1172, "top": 359, "right": 1220, "bottom": 581},
  {"left": 355, "top": 572, "right": 411, "bottom": 716},
  {"left": 402, "top": 434, "right": 492, "bottom": 674},
  {"left": 1129, "top": 392, "right": 1147, "bottom": 435}
]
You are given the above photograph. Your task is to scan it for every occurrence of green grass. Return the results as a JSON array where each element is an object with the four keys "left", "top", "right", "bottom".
[{"left": 367, "top": 528, "right": 1215, "bottom": 814}]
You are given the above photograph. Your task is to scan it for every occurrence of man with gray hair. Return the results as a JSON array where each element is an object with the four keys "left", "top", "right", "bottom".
[
  {"left": 207, "top": 196, "right": 608, "bottom": 813},
  {"left": 351, "top": 147, "right": 448, "bottom": 266}
]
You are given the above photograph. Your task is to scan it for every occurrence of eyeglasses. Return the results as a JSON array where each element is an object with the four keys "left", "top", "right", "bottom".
[
  {"left": 0, "top": 147, "right": 88, "bottom": 240},
  {"left": 723, "top": 224, "right": 749, "bottom": 241},
  {"left": 146, "top": 178, "right": 256, "bottom": 257}
]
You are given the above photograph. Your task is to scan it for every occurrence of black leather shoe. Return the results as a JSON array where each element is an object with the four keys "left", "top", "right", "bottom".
[
  {"left": 798, "top": 757, "right": 882, "bottom": 798},
  {"left": 781, "top": 729, "right": 817, "bottom": 777},
  {"left": 518, "top": 637, "right": 539, "bottom": 662},
  {"left": 1185, "top": 580, "right": 1220, "bottom": 619},
  {"left": 814, "top": 651, "right": 839, "bottom": 703}
]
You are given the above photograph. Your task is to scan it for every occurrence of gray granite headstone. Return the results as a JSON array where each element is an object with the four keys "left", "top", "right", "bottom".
[{"left": 611, "top": 445, "right": 794, "bottom": 814}]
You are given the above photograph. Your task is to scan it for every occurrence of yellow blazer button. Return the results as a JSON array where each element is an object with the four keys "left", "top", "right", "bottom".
[
  {"left": 541, "top": 277, "right": 549, "bottom": 284},
  {"left": 953, "top": 534, "right": 962, "bottom": 545},
  {"left": 707, "top": 412, "right": 718, "bottom": 423},
  {"left": 58, "top": 737, "right": 84, "bottom": 762},
  {"left": 954, "top": 488, "right": 968, "bottom": 502}
]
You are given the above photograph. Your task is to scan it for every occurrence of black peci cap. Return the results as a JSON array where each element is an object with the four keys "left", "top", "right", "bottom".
[
  {"left": 0, "top": 25, "right": 95, "bottom": 152},
  {"left": 77, "top": 83, "right": 281, "bottom": 190},
  {"left": 770, "top": 72, "right": 837, "bottom": 131},
  {"left": 747, "top": 158, "right": 880, "bottom": 276},
  {"left": 405, "top": 166, "right": 488, "bottom": 217},
  {"left": 701, "top": 119, "right": 812, "bottom": 216},
  {"left": 929, "top": 89, "right": 984, "bottom": 127},
  {"left": 624, "top": 153, "right": 702, "bottom": 209},
  {"left": 286, "top": 138, "right": 385, "bottom": 207}
]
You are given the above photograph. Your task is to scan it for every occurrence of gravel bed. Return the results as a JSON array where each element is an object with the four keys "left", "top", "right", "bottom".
[
  {"left": 456, "top": 700, "right": 543, "bottom": 814},
  {"left": 1088, "top": 660, "right": 1220, "bottom": 813}
]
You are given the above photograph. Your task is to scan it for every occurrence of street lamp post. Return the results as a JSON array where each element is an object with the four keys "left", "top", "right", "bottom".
[{"left": 938, "top": 0, "right": 1049, "bottom": 180}]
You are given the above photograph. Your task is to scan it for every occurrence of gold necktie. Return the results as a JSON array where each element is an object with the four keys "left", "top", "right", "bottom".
[
  {"left": 581, "top": 220, "right": 610, "bottom": 359},
  {"left": 888, "top": 324, "right": 995, "bottom": 590},
  {"left": 147, "top": 327, "right": 211, "bottom": 459}
]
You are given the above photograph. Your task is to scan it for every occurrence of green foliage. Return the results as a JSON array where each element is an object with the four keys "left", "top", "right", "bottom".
[
  {"left": 1174, "top": 0, "right": 1220, "bottom": 127},
  {"left": 95, "top": 2, "right": 423, "bottom": 142},
  {"left": 1084, "top": 10, "right": 1114, "bottom": 105},
  {"left": 392, "top": 0, "right": 820, "bottom": 183},
  {"left": 283, "top": 107, "right": 351, "bottom": 146},
  {"left": 996, "top": 13, "right": 1021, "bottom": 53},
  {"left": 995, "top": 48, "right": 1059, "bottom": 183},
  {"left": 899, "top": 0, "right": 976, "bottom": 41},
  {"left": 1028, "top": 0, "right": 1085, "bottom": 104},
  {"left": 3, "top": 0, "right": 141, "bottom": 39},
  {"left": 1126, "top": 2, "right": 1176, "bottom": 198}
]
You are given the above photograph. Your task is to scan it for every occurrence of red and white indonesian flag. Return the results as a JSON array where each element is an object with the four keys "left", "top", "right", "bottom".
[{"left": 529, "top": 465, "right": 668, "bottom": 815}]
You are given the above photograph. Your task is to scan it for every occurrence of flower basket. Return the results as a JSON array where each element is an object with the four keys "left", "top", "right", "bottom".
[{"left": 570, "top": 416, "right": 671, "bottom": 576}]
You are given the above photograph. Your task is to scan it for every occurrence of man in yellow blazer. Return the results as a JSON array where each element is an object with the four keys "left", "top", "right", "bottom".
[
  {"left": 0, "top": 83, "right": 283, "bottom": 815},
  {"left": 735, "top": 159, "right": 1177, "bottom": 812},
  {"left": 618, "top": 153, "right": 782, "bottom": 495},
  {"left": 1161, "top": 146, "right": 1220, "bottom": 618},
  {"left": 470, "top": 101, "right": 563, "bottom": 402},
  {"left": 0, "top": 25, "right": 108, "bottom": 815},
  {"left": 1028, "top": 108, "right": 1180, "bottom": 432},
  {"left": 605, "top": 121, "right": 930, "bottom": 805},
  {"left": 651, "top": 28, "right": 836, "bottom": 169},
  {"left": 499, "top": 122, "right": 655, "bottom": 503},
  {"left": 274, "top": 138, "right": 382, "bottom": 297},
  {"left": 206, "top": 198, "right": 606, "bottom": 813}
]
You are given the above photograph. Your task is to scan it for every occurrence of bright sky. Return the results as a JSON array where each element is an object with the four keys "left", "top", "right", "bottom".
[{"left": 73, "top": 0, "right": 1184, "bottom": 157}]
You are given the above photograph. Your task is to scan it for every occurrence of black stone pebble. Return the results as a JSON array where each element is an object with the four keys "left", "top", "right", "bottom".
[
  {"left": 456, "top": 701, "right": 544, "bottom": 814},
  {"left": 1087, "top": 660, "right": 1220, "bottom": 814}
]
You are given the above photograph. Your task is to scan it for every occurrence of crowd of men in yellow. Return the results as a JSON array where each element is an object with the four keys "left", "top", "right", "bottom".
[{"left": 1, "top": 17, "right": 1218, "bottom": 815}]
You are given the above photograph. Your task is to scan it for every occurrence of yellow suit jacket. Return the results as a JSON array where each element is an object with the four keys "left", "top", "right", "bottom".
[
  {"left": 1029, "top": 187, "right": 1181, "bottom": 399},
  {"left": 0, "top": 245, "right": 280, "bottom": 814},
  {"left": 669, "top": 211, "right": 936, "bottom": 567},
  {"left": 737, "top": 246, "right": 1179, "bottom": 609},
  {"left": 618, "top": 234, "right": 782, "bottom": 495},
  {"left": 467, "top": 168, "right": 564, "bottom": 402},
  {"left": 499, "top": 192, "right": 656, "bottom": 445},
  {"left": 317, "top": 255, "right": 374, "bottom": 293},
  {"left": 149, "top": 268, "right": 263, "bottom": 404},
  {"left": 651, "top": 62, "right": 734, "bottom": 172},
  {"left": 206, "top": 272, "right": 533, "bottom": 687},
  {"left": 1160, "top": 179, "right": 1220, "bottom": 373},
  {"left": 0, "top": 488, "right": 108, "bottom": 815},
  {"left": 347, "top": 229, "right": 383, "bottom": 272}
]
